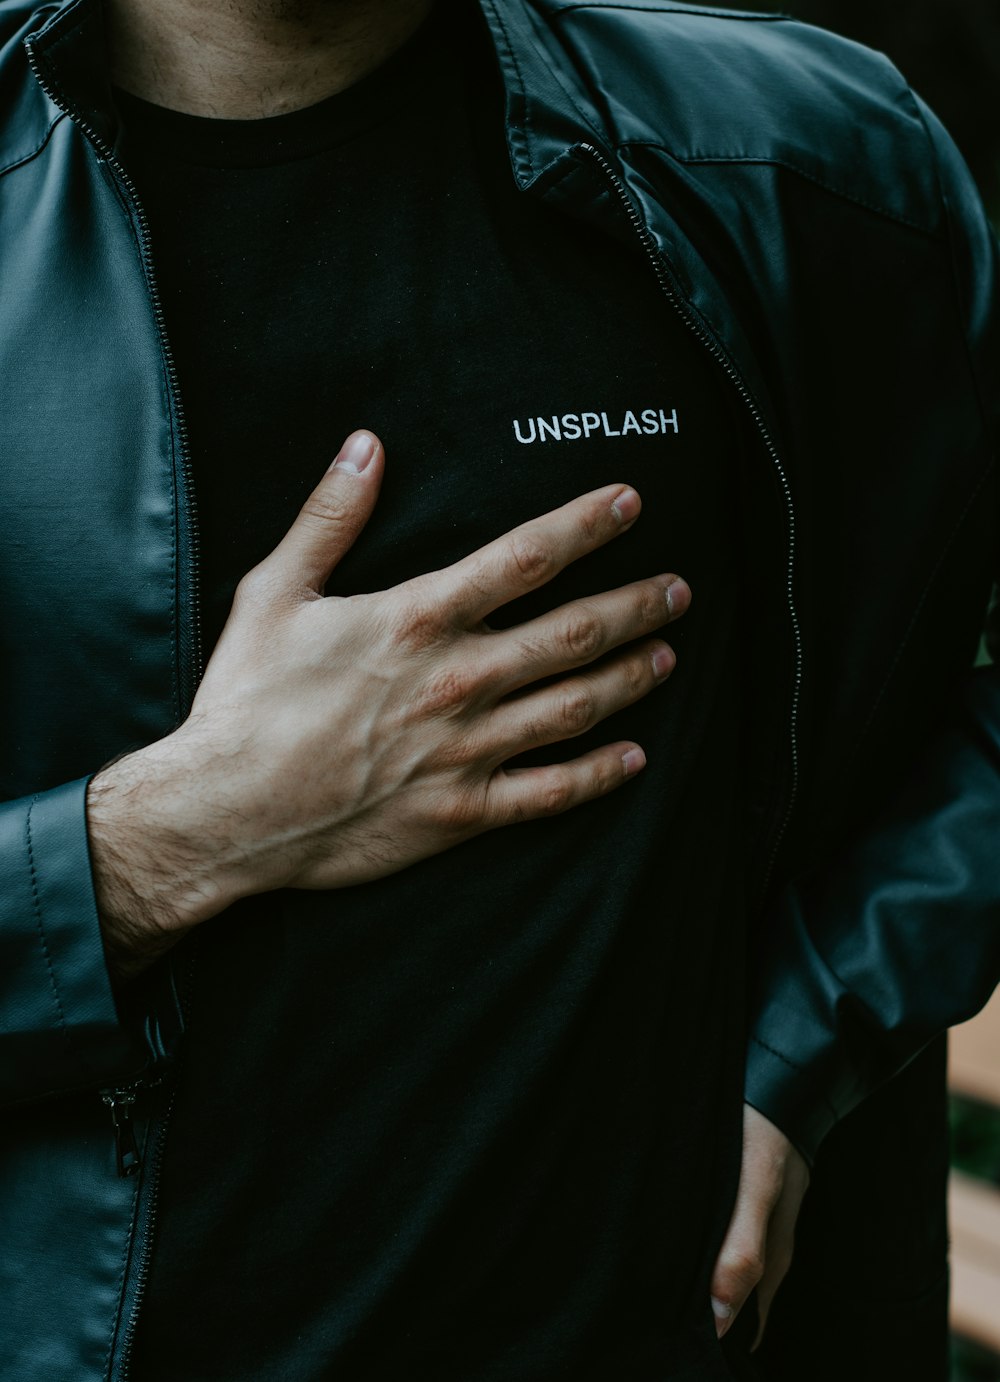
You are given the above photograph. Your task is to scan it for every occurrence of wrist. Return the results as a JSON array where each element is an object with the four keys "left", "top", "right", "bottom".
[{"left": 86, "top": 734, "right": 246, "bottom": 978}]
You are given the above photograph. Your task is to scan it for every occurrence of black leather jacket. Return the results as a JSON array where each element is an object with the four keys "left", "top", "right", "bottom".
[{"left": 1, "top": 0, "right": 997, "bottom": 1378}]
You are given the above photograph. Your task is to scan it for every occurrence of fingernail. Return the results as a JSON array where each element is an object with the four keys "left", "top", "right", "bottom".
[
  {"left": 712, "top": 1297, "right": 735, "bottom": 1339},
  {"left": 612, "top": 488, "right": 640, "bottom": 524},
  {"left": 622, "top": 747, "right": 646, "bottom": 777},
  {"left": 665, "top": 577, "right": 688, "bottom": 616},
  {"left": 333, "top": 432, "right": 375, "bottom": 474},
  {"left": 651, "top": 646, "right": 674, "bottom": 680}
]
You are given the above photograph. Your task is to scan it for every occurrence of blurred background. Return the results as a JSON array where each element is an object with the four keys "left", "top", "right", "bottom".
[{"left": 700, "top": 2, "right": 1000, "bottom": 1375}]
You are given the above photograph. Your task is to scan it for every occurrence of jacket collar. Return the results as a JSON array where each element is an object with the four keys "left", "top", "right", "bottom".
[
  {"left": 22, "top": 0, "right": 118, "bottom": 148},
  {"left": 16, "top": 0, "right": 604, "bottom": 178},
  {"left": 12, "top": 0, "right": 784, "bottom": 453}
]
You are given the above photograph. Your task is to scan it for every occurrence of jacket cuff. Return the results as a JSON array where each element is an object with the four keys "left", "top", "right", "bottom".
[
  {"left": 746, "top": 667, "right": 1000, "bottom": 1167},
  {"left": 0, "top": 778, "right": 142, "bottom": 1102},
  {"left": 744, "top": 1036, "right": 840, "bottom": 1167}
]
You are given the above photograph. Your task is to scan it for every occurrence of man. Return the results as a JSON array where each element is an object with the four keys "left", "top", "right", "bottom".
[{"left": 0, "top": 1, "right": 996, "bottom": 1380}]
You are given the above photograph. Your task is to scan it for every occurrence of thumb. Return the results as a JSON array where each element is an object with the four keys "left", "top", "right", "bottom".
[
  {"left": 710, "top": 1110, "right": 781, "bottom": 1339},
  {"left": 263, "top": 429, "right": 384, "bottom": 593},
  {"left": 710, "top": 1198, "right": 769, "bottom": 1340}
]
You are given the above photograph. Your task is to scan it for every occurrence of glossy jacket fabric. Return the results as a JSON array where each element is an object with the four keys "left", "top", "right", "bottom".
[
  {"left": 745, "top": 667, "right": 1000, "bottom": 1162},
  {"left": 0, "top": 0, "right": 997, "bottom": 1378}
]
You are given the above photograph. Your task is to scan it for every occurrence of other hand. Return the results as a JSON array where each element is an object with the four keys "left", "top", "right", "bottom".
[{"left": 710, "top": 1104, "right": 810, "bottom": 1348}]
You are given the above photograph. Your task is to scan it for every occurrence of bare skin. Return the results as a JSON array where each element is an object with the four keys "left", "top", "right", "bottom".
[
  {"left": 105, "top": 0, "right": 436, "bottom": 117},
  {"left": 88, "top": 432, "right": 689, "bottom": 977},
  {"left": 711, "top": 1106, "right": 810, "bottom": 1347}
]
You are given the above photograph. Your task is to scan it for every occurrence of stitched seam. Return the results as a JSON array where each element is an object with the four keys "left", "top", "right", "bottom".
[
  {"left": 750, "top": 1036, "right": 840, "bottom": 1123},
  {"left": 750, "top": 1035, "right": 805, "bottom": 1074},
  {"left": 26, "top": 795, "right": 71, "bottom": 1046},
  {"left": 541, "top": 158, "right": 586, "bottom": 197},
  {"left": 481, "top": 0, "right": 534, "bottom": 180},
  {"left": 549, "top": 3, "right": 787, "bottom": 20},
  {"left": 489, "top": 0, "right": 606, "bottom": 169},
  {"left": 0, "top": 108, "right": 66, "bottom": 180},
  {"left": 622, "top": 144, "right": 936, "bottom": 235}
]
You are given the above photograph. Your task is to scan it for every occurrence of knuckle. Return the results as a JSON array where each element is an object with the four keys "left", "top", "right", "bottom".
[
  {"left": 394, "top": 598, "right": 445, "bottom": 652},
  {"left": 299, "top": 490, "right": 348, "bottom": 527},
  {"left": 538, "top": 777, "right": 573, "bottom": 816},
  {"left": 562, "top": 611, "right": 604, "bottom": 663},
  {"left": 577, "top": 502, "right": 602, "bottom": 543},
  {"left": 233, "top": 565, "right": 277, "bottom": 611},
  {"left": 722, "top": 1249, "right": 766, "bottom": 1290},
  {"left": 557, "top": 684, "right": 596, "bottom": 735},
  {"left": 508, "top": 536, "right": 553, "bottom": 587},
  {"left": 419, "top": 667, "right": 475, "bottom": 717},
  {"left": 640, "top": 584, "right": 669, "bottom": 628},
  {"left": 621, "top": 655, "right": 647, "bottom": 699}
]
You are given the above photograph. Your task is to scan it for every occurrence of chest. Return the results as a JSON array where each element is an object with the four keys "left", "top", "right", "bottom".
[{"left": 126, "top": 118, "right": 746, "bottom": 649}]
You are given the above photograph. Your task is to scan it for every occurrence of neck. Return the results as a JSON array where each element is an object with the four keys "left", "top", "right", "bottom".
[{"left": 106, "top": 0, "right": 436, "bottom": 118}]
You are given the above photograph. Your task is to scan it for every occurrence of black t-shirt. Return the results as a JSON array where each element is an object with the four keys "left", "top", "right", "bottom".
[{"left": 121, "top": 7, "right": 752, "bottom": 1379}]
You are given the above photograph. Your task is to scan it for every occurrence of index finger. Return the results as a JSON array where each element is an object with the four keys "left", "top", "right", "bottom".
[{"left": 436, "top": 485, "right": 641, "bottom": 624}]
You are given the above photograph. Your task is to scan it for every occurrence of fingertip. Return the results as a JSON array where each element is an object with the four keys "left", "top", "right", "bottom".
[
  {"left": 621, "top": 745, "right": 646, "bottom": 778},
  {"left": 330, "top": 429, "right": 383, "bottom": 476},
  {"left": 651, "top": 643, "right": 675, "bottom": 680},
  {"left": 711, "top": 1297, "right": 735, "bottom": 1338},
  {"left": 611, "top": 486, "right": 641, "bottom": 525},
  {"left": 665, "top": 576, "right": 691, "bottom": 618}
]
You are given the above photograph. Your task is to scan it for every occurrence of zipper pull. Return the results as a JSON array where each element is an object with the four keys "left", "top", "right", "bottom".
[{"left": 102, "top": 1088, "right": 142, "bottom": 1178}]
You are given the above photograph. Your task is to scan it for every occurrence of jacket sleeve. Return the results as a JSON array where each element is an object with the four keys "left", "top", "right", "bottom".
[
  {"left": 0, "top": 777, "right": 161, "bottom": 1105},
  {"left": 745, "top": 97, "right": 1000, "bottom": 1166},
  {"left": 745, "top": 668, "right": 1000, "bottom": 1164}
]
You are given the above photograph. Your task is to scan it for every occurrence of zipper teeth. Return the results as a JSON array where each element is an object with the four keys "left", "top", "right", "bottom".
[
  {"left": 116, "top": 1085, "right": 177, "bottom": 1382},
  {"left": 24, "top": 40, "right": 205, "bottom": 699},
  {"left": 579, "top": 143, "right": 803, "bottom": 892},
  {"left": 24, "top": 38, "right": 203, "bottom": 1382}
]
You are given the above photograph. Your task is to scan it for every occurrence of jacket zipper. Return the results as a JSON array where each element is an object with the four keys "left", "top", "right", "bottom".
[
  {"left": 112, "top": 1083, "right": 178, "bottom": 1382},
  {"left": 101, "top": 1083, "right": 143, "bottom": 1178},
  {"left": 24, "top": 35, "right": 205, "bottom": 1382},
  {"left": 23, "top": 43, "right": 204, "bottom": 710},
  {"left": 578, "top": 143, "right": 803, "bottom": 896}
]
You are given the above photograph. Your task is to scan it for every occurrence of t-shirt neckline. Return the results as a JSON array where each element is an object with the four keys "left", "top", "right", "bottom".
[{"left": 112, "top": 0, "right": 459, "bottom": 169}]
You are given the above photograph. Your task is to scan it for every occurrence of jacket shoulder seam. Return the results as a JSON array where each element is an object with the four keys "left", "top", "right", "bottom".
[
  {"left": 622, "top": 143, "right": 941, "bottom": 236},
  {"left": 547, "top": 2, "right": 788, "bottom": 19},
  {"left": 0, "top": 107, "right": 66, "bottom": 180}
]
